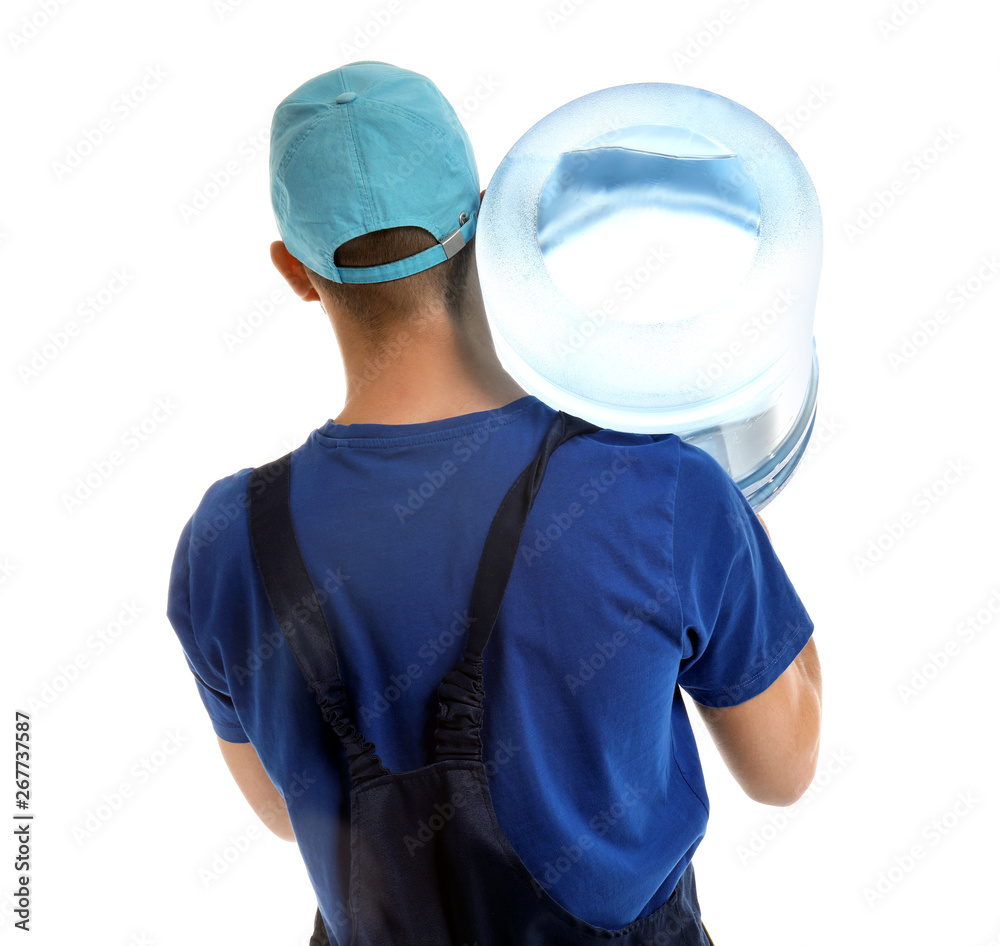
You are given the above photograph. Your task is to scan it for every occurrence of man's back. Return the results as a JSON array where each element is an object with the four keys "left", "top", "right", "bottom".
[{"left": 167, "top": 394, "right": 814, "bottom": 943}]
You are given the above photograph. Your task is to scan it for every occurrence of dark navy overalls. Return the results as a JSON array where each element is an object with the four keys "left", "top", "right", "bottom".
[{"left": 248, "top": 409, "right": 715, "bottom": 946}]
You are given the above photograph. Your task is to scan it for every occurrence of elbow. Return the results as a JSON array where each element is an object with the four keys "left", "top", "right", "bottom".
[
  {"left": 749, "top": 734, "right": 822, "bottom": 808},
  {"left": 751, "top": 766, "right": 817, "bottom": 808},
  {"left": 266, "top": 820, "right": 297, "bottom": 843},
  {"left": 258, "top": 802, "right": 297, "bottom": 842}
]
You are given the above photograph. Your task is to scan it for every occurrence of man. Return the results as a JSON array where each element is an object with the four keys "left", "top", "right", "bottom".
[{"left": 166, "top": 61, "right": 821, "bottom": 945}]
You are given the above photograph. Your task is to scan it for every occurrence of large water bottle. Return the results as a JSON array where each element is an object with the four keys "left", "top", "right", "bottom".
[{"left": 477, "top": 82, "right": 822, "bottom": 509}]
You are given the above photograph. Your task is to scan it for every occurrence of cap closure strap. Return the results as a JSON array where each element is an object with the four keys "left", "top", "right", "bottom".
[{"left": 334, "top": 212, "right": 477, "bottom": 284}]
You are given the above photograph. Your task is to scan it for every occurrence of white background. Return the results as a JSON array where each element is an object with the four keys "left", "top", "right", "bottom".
[{"left": 3, "top": 0, "right": 999, "bottom": 943}]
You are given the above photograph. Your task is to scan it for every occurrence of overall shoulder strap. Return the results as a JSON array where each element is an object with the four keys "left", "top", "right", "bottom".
[
  {"left": 248, "top": 455, "right": 388, "bottom": 784},
  {"left": 247, "top": 409, "right": 600, "bottom": 777},
  {"left": 433, "top": 410, "right": 599, "bottom": 763}
]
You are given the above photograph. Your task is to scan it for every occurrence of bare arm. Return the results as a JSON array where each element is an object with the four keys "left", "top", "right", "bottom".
[
  {"left": 693, "top": 635, "right": 822, "bottom": 807},
  {"left": 217, "top": 737, "right": 297, "bottom": 841}
]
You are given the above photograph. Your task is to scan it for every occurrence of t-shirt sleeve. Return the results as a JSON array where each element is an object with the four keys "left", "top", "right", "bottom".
[
  {"left": 673, "top": 443, "right": 814, "bottom": 708},
  {"left": 166, "top": 511, "right": 250, "bottom": 743}
]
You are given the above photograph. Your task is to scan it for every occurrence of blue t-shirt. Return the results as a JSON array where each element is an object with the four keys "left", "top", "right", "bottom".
[{"left": 166, "top": 395, "right": 814, "bottom": 942}]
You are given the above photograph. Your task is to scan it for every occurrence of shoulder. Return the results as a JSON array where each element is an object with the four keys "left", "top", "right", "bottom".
[
  {"left": 183, "top": 465, "right": 257, "bottom": 566},
  {"left": 167, "top": 465, "right": 256, "bottom": 654},
  {"left": 674, "top": 439, "right": 749, "bottom": 523},
  {"left": 172, "top": 464, "right": 266, "bottom": 646},
  {"left": 571, "top": 423, "right": 682, "bottom": 459},
  {"left": 674, "top": 437, "right": 742, "bottom": 497},
  {"left": 575, "top": 423, "right": 730, "bottom": 477},
  {"left": 560, "top": 419, "right": 743, "bottom": 514},
  {"left": 667, "top": 438, "right": 757, "bottom": 563}
]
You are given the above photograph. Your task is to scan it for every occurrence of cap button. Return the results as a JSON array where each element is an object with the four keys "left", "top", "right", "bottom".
[{"left": 335, "top": 92, "right": 357, "bottom": 105}]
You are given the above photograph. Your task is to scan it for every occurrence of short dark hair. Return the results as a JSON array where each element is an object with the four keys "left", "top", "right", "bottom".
[{"left": 303, "top": 227, "right": 477, "bottom": 348}]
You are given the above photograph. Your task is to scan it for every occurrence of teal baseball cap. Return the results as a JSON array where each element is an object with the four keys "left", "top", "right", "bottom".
[{"left": 269, "top": 61, "right": 480, "bottom": 284}]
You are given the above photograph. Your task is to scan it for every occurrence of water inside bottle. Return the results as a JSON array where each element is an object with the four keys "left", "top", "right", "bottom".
[{"left": 537, "top": 133, "right": 761, "bottom": 327}]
